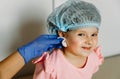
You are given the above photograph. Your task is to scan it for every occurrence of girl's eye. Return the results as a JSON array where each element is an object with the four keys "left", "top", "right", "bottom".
[
  {"left": 91, "top": 33, "right": 98, "bottom": 37},
  {"left": 78, "top": 33, "right": 85, "bottom": 36}
]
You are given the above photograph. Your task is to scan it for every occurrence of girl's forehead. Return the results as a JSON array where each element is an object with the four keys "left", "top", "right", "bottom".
[
  {"left": 72, "top": 27, "right": 98, "bottom": 32},
  {"left": 64, "top": 27, "right": 98, "bottom": 36}
]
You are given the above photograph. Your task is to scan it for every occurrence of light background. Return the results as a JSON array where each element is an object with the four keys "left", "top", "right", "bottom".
[{"left": 0, "top": 0, "right": 120, "bottom": 61}]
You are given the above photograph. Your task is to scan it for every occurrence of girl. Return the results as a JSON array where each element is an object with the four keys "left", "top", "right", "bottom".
[{"left": 33, "top": 0, "right": 104, "bottom": 79}]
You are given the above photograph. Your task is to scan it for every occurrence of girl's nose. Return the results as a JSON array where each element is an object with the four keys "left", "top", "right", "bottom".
[{"left": 85, "top": 37, "right": 92, "bottom": 45}]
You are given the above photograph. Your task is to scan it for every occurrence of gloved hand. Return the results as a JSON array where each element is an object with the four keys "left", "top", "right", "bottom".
[{"left": 18, "top": 34, "right": 63, "bottom": 64}]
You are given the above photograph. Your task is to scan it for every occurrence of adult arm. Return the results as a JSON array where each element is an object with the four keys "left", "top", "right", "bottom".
[
  {"left": 0, "top": 51, "right": 24, "bottom": 79},
  {"left": 0, "top": 34, "right": 63, "bottom": 79}
]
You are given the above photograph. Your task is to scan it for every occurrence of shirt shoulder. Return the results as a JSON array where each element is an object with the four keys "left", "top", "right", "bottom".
[
  {"left": 93, "top": 46, "right": 104, "bottom": 65},
  {"left": 33, "top": 49, "right": 62, "bottom": 79},
  {"left": 88, "top": 46, "right": 104, "bottom": 73}
]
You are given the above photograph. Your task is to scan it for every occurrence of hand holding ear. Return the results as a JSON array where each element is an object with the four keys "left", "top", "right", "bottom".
[
  {"left": 18, "top": 34, "right": 63, "bottom": 64},
  {"left": 58, "top": 37, "right": 67, "bottom": 47}
]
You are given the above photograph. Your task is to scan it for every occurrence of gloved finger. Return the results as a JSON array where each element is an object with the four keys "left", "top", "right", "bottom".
[
  {"left": 47, "top": 38, "right": 63, "bottom": 44},
  {"left": 47, "top": 44, "right": 62, "bottom": 51},
  {"left": 48, "top": 46, "right": 62, "bottom": 53},
  {"left": 51, "top": 44, "right": 63, "bottom": 49},
  {"left": 48, "top": 47, "right": 54, "bottom": 52},
  {"left": 53, "top": 42, "right": 63, "bottom": 48},
  {"left": 57, "top": 37, "right": 64, "bottom": 41},
  {"left": 46, "top": 45, "right": 55, "bottom": 52},
  {"left": 40, "top": 34, "right": 58, "bottom": 39},
  {"left": 56, "top": 44, "right": 63, "bottom": 49}
]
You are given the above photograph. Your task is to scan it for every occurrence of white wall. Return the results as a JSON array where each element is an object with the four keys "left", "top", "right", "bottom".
[
  {"left": 0, "top": 0, "right": 52, "bottom": 61},
  {"left": 0, "top": 0, "right": 120, "bottom": 61}
]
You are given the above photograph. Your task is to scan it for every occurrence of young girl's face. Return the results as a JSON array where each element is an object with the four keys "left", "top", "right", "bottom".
[{"left": 63, "top": 27, "right": 98, "bottom": 57}]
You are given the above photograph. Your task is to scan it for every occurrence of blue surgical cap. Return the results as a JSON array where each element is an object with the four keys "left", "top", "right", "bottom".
[{"left": 47, "top": 0, "right": 101, "bottom": 35}]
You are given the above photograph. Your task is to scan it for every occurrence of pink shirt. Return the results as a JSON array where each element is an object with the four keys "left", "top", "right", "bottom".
[{"left": 33, "top": 47, "right": 104, "bottom": 79}]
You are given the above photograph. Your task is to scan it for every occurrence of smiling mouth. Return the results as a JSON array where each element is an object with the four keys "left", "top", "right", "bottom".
[{"left": 82, "top": 47, "right": 91, "bottom": 50}]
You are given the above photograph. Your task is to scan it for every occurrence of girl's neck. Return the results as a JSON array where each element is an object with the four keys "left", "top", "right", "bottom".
[{"left": 61, "top": 49, "right": 88, "bottom": 68}]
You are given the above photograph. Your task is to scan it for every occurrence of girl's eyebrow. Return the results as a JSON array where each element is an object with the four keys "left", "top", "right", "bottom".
[
  {"left": 76, "top": 30, "right": 99, "bottom": 34},
  {"left": 94, "top": 30, "right": 99, "bottom": 33}
]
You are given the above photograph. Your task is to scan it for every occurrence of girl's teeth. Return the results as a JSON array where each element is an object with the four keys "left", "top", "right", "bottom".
[{"left": 82, "top": 47, "right": 91, "bottom": 50}]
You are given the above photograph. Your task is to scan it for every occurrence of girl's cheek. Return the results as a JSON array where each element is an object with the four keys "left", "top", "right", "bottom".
[
  {"left": 71, "top": 39, "right": 83, "bottom": 46},
  {"left": 67, "top": 38, "right": 78, "bottom": 46},
  {"left": 95, "top": 38, "right": 98, "bottom": 43},
  {"left": 93, "top": 39, "right": 98, "bottom": 48}
]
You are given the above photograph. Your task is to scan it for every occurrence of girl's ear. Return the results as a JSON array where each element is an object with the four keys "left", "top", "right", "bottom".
[
  {"left": 58, "top": 31, "right": 68, "bottom": 47},
  {"left": 58, "top": 31, "right": 65, "bottom": 37}
]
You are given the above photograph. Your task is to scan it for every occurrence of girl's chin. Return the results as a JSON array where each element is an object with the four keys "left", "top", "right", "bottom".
[{"left": 80, "top": 51, "right": 91, "bottom": 57}]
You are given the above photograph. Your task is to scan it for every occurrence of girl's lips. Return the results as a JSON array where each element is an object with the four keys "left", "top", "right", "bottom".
[{"left": 82, "top": 47, "right": 91, "bottom": 50}]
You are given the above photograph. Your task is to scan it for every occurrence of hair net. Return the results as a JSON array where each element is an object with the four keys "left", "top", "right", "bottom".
[{"left": 47, "top": 0, "right": 101, "bottom": 35}]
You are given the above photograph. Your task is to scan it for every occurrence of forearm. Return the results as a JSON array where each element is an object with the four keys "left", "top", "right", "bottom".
[{"left": 0, "top": 51, "right": 25, "bottom": 79}]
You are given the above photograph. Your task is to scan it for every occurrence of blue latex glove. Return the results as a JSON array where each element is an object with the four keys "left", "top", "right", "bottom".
[{"left": 18, "top": 34, "right": 63, "bottom": 64}]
